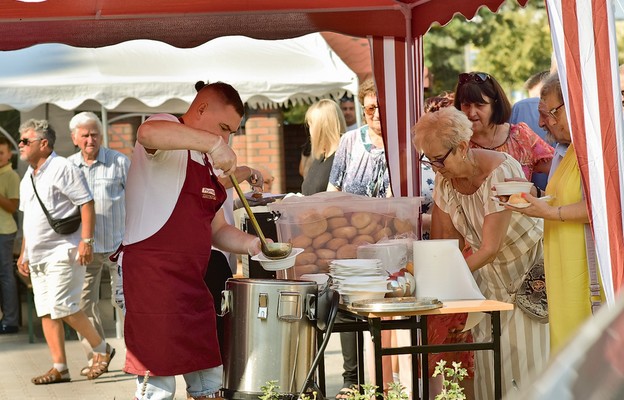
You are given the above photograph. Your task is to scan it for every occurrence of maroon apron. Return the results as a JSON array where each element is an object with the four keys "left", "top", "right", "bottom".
[{"left": 122, "top": 151, "right": 226, "bottom": 376}]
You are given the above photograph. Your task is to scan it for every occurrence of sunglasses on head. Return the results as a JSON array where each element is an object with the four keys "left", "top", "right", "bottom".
[{"left": 458, "top": 72, "right": 490, "bottom": 86}]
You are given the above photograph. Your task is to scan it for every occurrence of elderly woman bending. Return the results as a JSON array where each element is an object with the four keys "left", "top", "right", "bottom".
[{"left": 412, "top": 107, "right": 549, "bottom": 399}]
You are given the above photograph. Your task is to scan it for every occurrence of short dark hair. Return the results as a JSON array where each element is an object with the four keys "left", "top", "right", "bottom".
[
  {"left": 0, "top": 136, "right": 9, "bottom": 147},
  {"left": 340, "top": 94, "right": 355, "bottom": 104},
  {"left": 453, "top": 72, "right": 511, "bottom": 124},
  {"left": 198, "top": 81, "right": 245, "bottom": 117}
]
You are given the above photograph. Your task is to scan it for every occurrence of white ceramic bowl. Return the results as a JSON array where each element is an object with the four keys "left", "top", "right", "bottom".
[
  {"left": 251, "top": 247, "right": 304, "bottom": 271},
  {"left": 340, "top": 289, "right": 390, "bottom": 304},
  {"left": 494, "top": 181, "right": 533, "bottom": 196}
]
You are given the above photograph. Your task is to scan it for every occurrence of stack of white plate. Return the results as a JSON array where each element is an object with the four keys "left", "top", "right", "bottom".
[{"left": 329, "top": 259, "right": 391, "bottom": 304}]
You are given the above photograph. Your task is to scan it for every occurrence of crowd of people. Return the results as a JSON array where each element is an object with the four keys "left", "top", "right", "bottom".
[{"left": 0, "top": 69, "right": 606, "bottom": 400}]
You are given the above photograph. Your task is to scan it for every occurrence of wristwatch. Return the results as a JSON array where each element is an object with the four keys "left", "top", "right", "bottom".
[{"left": 82, "top": 238, "right": 95, "bottom": 246}]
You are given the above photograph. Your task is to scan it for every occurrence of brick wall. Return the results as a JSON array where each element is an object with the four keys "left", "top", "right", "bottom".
[
  {"left": 234, "top": 108, "right": 285, "bottom": 193},
  {"left": 107, "top": 122, "right": 135, "bottom": 158},
  {"left": 105, "top": 110, "right": 309, "bottom": 195}
]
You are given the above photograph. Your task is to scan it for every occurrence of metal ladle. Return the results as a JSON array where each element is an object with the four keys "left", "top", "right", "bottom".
[{"left": 230, "top": 174, "right": 293, "bottom": 259}]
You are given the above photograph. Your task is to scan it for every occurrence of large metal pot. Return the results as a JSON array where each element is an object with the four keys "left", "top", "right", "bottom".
[{"left": 221, "top": 278, "right": 317, "bottom": 399}]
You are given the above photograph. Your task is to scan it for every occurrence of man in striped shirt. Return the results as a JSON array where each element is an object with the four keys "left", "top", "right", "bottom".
[{"left": 68, "top": 112, "right": 130, "bottom": 376}]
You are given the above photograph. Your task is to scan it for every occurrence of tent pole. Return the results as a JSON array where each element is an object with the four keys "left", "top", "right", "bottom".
[{"left": 101, "top": 106, "right": 109, "bottom": 148}]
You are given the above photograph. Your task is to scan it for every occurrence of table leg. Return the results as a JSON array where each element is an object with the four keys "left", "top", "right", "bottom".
[
  {"left": 410, "top": 317, "right": 421, "bottom": 400},
  {"left": 357, "top": 330, "right": 365, "bottom": 386},
  {"left": 368, "top": 318, "right": 384, "bottom": 396},
  {"left": 492, "top": 311, "right": 502, "bottom": 400},
  {"left": 420, "top": 316, "right": 428, "bottom": 400}
]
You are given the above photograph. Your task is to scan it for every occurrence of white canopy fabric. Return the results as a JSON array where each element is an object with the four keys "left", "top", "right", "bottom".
[{"left": 0, "top": 33, "right": 358, "bottom": 112}]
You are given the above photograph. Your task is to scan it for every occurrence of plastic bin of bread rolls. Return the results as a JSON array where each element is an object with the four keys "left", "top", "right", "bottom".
[{"left": 268, "top": 192, "right": 422, "bottom": 279}]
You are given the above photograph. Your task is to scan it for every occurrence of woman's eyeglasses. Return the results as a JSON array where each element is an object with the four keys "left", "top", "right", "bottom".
[
  {"left": 419, "top": 147, "right": 453, "bottom": 169},
  {"left": 364, "top": 104, "right": 379, "bottom": 116},
  {"left": 458, "top": 72, "right": 490, "bottom": 86},
  {"left": 18, "top": 138, "right": 42, "bottom": 146}
]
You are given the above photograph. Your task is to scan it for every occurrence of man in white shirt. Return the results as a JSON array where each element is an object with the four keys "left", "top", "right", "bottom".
[
  {"left": 67, "top": 112, "right": 129, "bottom": 375},
  {"left": 16, "top": 119, "right": 113, "bottom": 385},
  {"left": 119, "top": 81, "right": 262, "bottom": 400}
]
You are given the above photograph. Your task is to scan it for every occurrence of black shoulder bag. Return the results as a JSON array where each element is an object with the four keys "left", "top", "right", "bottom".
[{"left": 30, "top": 174, "right": 82, "bottom": 234}]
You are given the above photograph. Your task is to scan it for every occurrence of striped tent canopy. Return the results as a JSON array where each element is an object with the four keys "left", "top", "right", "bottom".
[
  {"left": 4, "top": 0, "right": 620, "bottom": 297},
  {"left": 546, "top": 0, "right": 624, "bottom": 303}
]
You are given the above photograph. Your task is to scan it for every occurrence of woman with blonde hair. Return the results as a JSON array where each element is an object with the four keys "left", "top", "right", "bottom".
[{"left": 301, "top": 99, "right": 346, "bottom": 195}]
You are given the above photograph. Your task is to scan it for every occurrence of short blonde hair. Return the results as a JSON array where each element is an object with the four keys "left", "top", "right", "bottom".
[
  {"left": 305, "top": 99, "right": 346, "bottom": 160},
  {"left": 412, "top": 106, "right": 472, "bottom": 154}
]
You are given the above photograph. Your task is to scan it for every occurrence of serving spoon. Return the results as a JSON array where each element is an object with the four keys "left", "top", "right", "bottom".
[{"left": 229, "top": 174, "right": 292, "bottom": 259}]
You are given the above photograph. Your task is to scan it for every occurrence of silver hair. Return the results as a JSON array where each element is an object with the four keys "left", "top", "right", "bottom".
[{"left": 69, "top": 111, "right": 103, "bottom": 134}]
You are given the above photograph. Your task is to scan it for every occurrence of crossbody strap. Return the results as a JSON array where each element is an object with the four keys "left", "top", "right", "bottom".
[
  {"left": 584, "top": 223, "right": 602, "bottom": 314},
  {"left": 30, "top": 174, "right": 55, "bottom": 224}
]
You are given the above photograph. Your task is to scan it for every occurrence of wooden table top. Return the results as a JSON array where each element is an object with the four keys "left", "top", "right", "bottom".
[{"left": 344, "top": 299, "right": 514, "bottom": 318}]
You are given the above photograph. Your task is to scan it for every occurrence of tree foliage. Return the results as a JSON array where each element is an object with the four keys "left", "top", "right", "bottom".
[{"left": 424, "top": 0, "right": 551, "bottom": 97}]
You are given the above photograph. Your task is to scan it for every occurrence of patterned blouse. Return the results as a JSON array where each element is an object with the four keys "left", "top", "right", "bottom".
[
  {"left": 328, "top": 125, "right": 390, "bottom": 197},
  {"left": 469, "top": 122, "right": 554, "bottom": 181}
]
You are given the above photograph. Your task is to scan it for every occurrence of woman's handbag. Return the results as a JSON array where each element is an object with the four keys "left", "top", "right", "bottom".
[
  {"left": 512, "top": 260, "right": 548, "bottom": 324},
  {"left": 30, "top": 175, "right": 82, "bottom": 234}
]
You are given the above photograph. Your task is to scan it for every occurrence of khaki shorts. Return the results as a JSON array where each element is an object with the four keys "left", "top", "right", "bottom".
[{"left": 29, "top": 247, "right": 85, "bottom": 319}]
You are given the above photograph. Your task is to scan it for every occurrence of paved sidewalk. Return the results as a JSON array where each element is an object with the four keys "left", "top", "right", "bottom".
[{"left": 0, "top": 326, "right": 346, "bottom": 400}]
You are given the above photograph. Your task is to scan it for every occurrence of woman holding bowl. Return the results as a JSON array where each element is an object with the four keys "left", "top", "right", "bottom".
[{"left": 412, "top": 106, "right": 549, "bottom": 399}]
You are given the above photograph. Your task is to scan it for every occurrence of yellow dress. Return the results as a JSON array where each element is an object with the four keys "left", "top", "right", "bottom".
[{"left": 544, "top": 143, "right": 600, "bottom": 353}]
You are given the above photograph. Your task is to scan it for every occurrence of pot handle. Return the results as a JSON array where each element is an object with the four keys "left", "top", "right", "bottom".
[
  {"left": 306, "top": 293, "right": 317, "bottom": 321},
  {"left": 219, "top": 290, "right": 231, "bottom": 316}
]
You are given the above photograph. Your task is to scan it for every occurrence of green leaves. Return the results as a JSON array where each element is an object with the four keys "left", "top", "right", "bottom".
[
  {"left": 424, "top": 0, "right": 552, "bottom": 96},
  {"left": 432, "top": 360, "right": 468, "bottom": 400}
]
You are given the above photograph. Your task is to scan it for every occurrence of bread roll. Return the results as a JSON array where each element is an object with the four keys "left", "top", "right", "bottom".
[
  {"left": 316, "top": 248, "right": 336, "bottom": 260},
  {"left": 350, "top": 212, "right": 372, "bottom": 229},
  {"left": 508, "top": 193, "right": 528, "bottom": 205},
  {"left": 295, "top": 252, "right": 317, "bottom": 266},
  {"left": 358, "top": 221, "right": 379, "bottom": 235},
  {"left": 299, "top": 211, "right": 328, "bottom": 238},
  {"left": 317, "top": 258, "right": 333, "bottom": 271},
  {"left": 322, "top": 206, "right": 344, "bottom": 218},
  {"left": 312, "top": 232, "right": 332, "bottom": 249},
  {"left": 352, "top": 234, "right": 375, "bottom": 246},
  {"left": 336, "top": 243, "right": 358, "bottom": 259},
  {"left": 327, "top": 217, "right": 349, "bottom": 230},
  {"left": 393, "top": 218, "right": 414, "bottom": 234},
  {"left": 326, "top": 237, "right": 348, "bottom": 251},
  {"left": 332, "top": 226, "right": 358, "bottom": 239},
  {"left": 291, "top": 235, "right": 312, "bottom": 249},
  {"left": 374, "top": 227, "right": 393, "bottom": 242}
]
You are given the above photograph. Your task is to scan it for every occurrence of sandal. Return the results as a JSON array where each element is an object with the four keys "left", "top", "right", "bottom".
[
  {"left": 80, "top": 365, "right": 91, "bottom": 376},
  {"left": 335, "top": 387, "right": 357, "bottom": 400},
  {"left": 31, "top": 368, "right": 71, "bottom": 385},
  {"left": 86, "top": 343, "right": 116, "bottom": 380}
]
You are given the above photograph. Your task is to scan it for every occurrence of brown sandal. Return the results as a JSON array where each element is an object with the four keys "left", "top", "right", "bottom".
[
  {"left": 86, "top": 343, "right": 116, "bottom": 380},
  {"left": 31, "top": 368, "right": 71, "bottom": 385}
]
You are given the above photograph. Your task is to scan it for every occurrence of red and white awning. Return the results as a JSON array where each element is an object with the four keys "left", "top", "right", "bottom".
[{"left": 546, "top": 0, "right": 624, "bottom": 303}]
